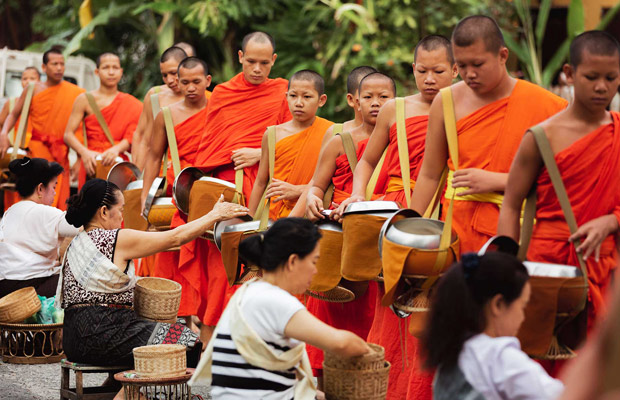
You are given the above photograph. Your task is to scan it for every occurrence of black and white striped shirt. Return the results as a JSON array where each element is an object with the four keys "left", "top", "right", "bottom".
[{"left": 210, "top": 281, "right": 305, "bottom": 399}]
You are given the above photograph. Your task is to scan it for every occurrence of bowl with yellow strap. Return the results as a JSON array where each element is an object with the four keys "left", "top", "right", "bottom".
[
  {"left": 143, "top": 177, "right": 175, "bottom": 231},
  {"left": 107, "top": 162, "right": 147, "bottom": 231}
]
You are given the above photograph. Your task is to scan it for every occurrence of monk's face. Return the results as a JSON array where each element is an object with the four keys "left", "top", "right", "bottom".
[
  {"left": 565, "top": 50, "right": 620, "bottom": 112},
  {"left": 42, "top": 53, "right": 65, "bottom": 84},
  {"left": 178, "top": 66, "right": 212, "bottom": 103},
  {"left": 160, "top": 59, "right": 181, "bottom": 93},
  {"left": 453, "top": 38, "right": 509, "bottom": 94},
  {"left": 96, "top": 55, "right": 123, "bottom": 88},
  {"left": 286, "top": 79, "right": 327, "bottom": 123},
  {"left": 357, "top": 78, "right": 395, "bottom": 125},
  {"left": 238, "top": 41, "right": 277, "bottom": 85},
  {"left": 413, "top": 48, "right": 457, "bottom": 103},
  {"left": 20, "top": 69, "right": 40, "bottom": 88}
]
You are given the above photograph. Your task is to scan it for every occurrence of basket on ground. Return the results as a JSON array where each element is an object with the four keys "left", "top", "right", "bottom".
[
  {"left": 133, "top": 344, "right": 186, "bottom": 378},
  {"left": 323, "top": 343, "right": 390, "bottom": 400},
  {"left": 0, "top": 287, "right": 41, "bottom": 323},
  {"left": 134, "top": 278, "right": 181, "bottom": 324}
]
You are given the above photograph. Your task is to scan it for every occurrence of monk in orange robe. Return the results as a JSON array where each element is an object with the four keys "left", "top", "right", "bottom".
[
  {"left": 335, "top": 36, "right": 456, "bottom": 400},
  {"left": 141, "top": 58, "right": 212, "bottom": 318},
  {"left": 1, "top": 67, "right": 40, "bottom": 211},
  {"left": 179, "top": 32, "right": 291, "bottom": 344},
  {"left": 0, "top": 49, "right": 84, "bottom": 210},
  {"left": 248, "top": 70, "right": 332, "bottom": 220},
  {"left": 499, "top": 31, "right": 620, "bottom": 339},
  {"left": 304, "top": 72, "right": 395, "bottom": 383},
  {"left": 63, "top": 53, "right": 142, "bottom": 189},
  {"left": 410, "top": 16, "right": 567, "bottom": 254}
]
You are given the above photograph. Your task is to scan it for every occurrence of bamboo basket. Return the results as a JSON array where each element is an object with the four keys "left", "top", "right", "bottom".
[
  {"left": 0, "top": 287, "right": 41, "bottom": 323},
  {"left": 133, "top": 344, "right": 186, "bottom": 378},
  {"left": 134, "top": 278, "right": 181, "bottom": 324}
]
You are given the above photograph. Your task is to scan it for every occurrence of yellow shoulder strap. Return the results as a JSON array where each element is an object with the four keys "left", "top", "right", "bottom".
[
  {"left": 332, "top": 123, "right": 343, "bottom": 136},
  {"left": 322, "top": 123, "right": 342, "bottom": 208},
  {"left": 255, "top": 126, "right": 276, "bottom": 230},
  {"left": 85, "top": 92, "right": 115, "bottom": 146},
  {"left": 441, "top": 87, "right": 459, "bottom": 169},
  {"left": 162, "top": 106, "right": 181, "bottom": 178},
  {"left": 7, "top": 98, "right": 15, "bottom": 144},
  {"left": 395, "top": 97, "right": 412, "bottom": 207},
  {"left": 365, "top": 148, "right": 387, "bottom": 201},
  {"left": 337, "top": 132, "right": 358, "bottom": 172},
  {"left": 11, "top": 82, "right": 35, "bottom": 159},
  {"left": 150, "top": 92, "right": 161, "bottom": 119}
]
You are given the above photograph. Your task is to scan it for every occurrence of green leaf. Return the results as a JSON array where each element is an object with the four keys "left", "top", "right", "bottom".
[
  {"left": 535, "top": 0, "right": 552, "bottom": 48},
  {"left": 566, "top": 0, "right": 585, "bottom": 38},
  {"left": 502, "top": 29, "right": 531, "bottom": 64},
  {"left": 542, "top": 39, "right": 570, "bottom": 87},
  {"left": 595, "top": 1, "right": 620, "bottom": 30},
  {"left": 133, "top": 2, "right": 181, "bottom": 15}
]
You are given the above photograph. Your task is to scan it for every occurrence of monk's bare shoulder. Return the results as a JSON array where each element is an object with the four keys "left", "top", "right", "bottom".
[
  {"left": 405, "top": 93, "right": 431, "bottom": 118},
  {"left": 33, "top": 81, "right": 49, "bottom": 95},
  {"left": 445, "top": 81, "right": 468, "bottom": 100},
  {"left": 325, "top": 134, "right": 345, "bottom": 156}
]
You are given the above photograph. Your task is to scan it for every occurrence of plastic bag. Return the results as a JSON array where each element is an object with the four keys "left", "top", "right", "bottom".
[{"left": 24, "top": 296, "right": 64, "bottom": 324}]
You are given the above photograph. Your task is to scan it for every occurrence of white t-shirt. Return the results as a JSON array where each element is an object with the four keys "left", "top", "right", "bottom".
[
  {"left": 0, "top": 201, "right": 79, "bottom": 280},
  {"left": 210, "top": 280, "right": 305, "bottom": 400},
  {"left": 459, "top": 334, "right": 564, "bottom": 400}
]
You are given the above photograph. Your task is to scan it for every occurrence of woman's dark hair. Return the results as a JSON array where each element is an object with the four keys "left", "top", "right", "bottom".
[
  {"left": 65, "top": 178, "right": 121, "bottom": 228},
  {"left": 8, "top": 157, "right": 63, "bottom": 198},
  {"left": 422, "top": 252, "right": 529, "bottom": 370},
  {"left": 239, "top": 218, "right": 321, "bottom": 271}
]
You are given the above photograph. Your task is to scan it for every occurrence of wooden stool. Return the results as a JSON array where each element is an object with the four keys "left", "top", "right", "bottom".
[
  {"left": 60, "top": 359, "right": 129, "bottom": 400},
  {"left": 114, "top": 369, "right": 194, "bottom": 399}
]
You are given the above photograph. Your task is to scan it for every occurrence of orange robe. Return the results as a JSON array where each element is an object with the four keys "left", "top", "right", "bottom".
[
  {"left": 179, "top": 72, "right": 291, "bottom": 325},
  {"left": 77, "top": 92, "right": 142, "bottom": 188},
  {"left": 443, "top": 80, "right": 567, "bottom": 253},
  {"left": 528, "top": 112, "right": 620, "bottom": 331},
  {"left": 269, "top": 117, "right": 333, "bottom": 219},
  {"left": 306, "top": 137, "right": 378, "bottom": 375},
  {"left": 384, "top": 115, "right": 428, "bottom": 206},
  {"left": 153, "top": 107, "right": 208, "bottom": 316},
  {"left": 28, "top": 81, "right": 84, "bottom": 210}
]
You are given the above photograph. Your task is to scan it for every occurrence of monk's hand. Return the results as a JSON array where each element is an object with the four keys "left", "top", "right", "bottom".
[
  {"left": 231, "top": 148, "right": 261, "bottom": 170},
  {"left": 452, "top": 169, "right": 505, "bottom": 195},
  {"left": 332, "top": 194, "right": 364, "bottom": 223},
  {"left": 70, "top": 161, "right": 81, "bottom": 183},
  {"left": 80, "top": 149, "right": 99, "bottom": 177},
  {"left": 208, "top": 195, "right": 249, "bottom": 221},
  {"left": 0, "top": 133, "right": 9, "bottom": 158},
  {"left": 265, "top": 179, "right": 302, "bottom": 202},
  {"left": 306, "top": 192, "right": 325, "bottom": 222},
  {"left": 569, "top": 214, "right": 619, "bottom": 262},
  {"left": 100, "top": 147, "right": 121, "bottom": 166}
]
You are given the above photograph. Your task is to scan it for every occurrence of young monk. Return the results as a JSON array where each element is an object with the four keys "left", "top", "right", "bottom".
[
  {"left": 498, "top": 31, "right": 620, "bottom": 335},
  {"left": 0, "top": 48, "right": 85, "bottom": 210},
  {"left": 141, "top": 57, "right": 212, "bottom": 319},
  {"left": 63, "top": 52, "right": 142, "bottom": 189},
  {"left": 1, "top": 67, "right": 40, "bottom": 211},
  {"left": 179, "top": 31, "right": 291, "bottom": 345},
  {"left": 247, "top": 70, "right": 332, "bottom": 220},
  {"left": 334, "top": 36, "right": 457, "bottom": 400},
  {"left": 410, "top": 15, "right": 567, "bottom": 253},
  {"left": 303, "top": 72, "right": 395, "bottom": 383},
  {"left": 131, "top": 46, "right": 188, "bottom": 169}
]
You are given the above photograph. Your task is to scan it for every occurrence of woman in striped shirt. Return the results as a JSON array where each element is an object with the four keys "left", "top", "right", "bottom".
[{"left": 192, "top": 218, "right": 370, "bottom": 399}]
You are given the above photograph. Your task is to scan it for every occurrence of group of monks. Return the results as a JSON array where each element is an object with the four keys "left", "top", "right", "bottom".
[{"left": 1, "top": 14, "right": 619, "bottom": 399}]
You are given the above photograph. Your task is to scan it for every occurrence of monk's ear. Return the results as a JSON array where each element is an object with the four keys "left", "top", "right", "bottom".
[
  {"left": 238, "top": 50, "right": 244, "bottom": 64},
  {"left": 451, "top": 64, "right": 458, "bottom": 79},
  {"left": 563, "top": 63, "right": 575, "bottom": 85},
  {"left": 318, "top": 94, "right": 327, "bottom": 107},
  {"left": 271, "top": 53, "right": 278, "bottom": 65},
  {"left": 205, "top": 75, "right": 212, "bottom": 88},
  {"left": 346, "top": 93, "right": 355, "bottom": 108},
  {"left": 498, "top": 46, "right": 509, "bottom": 66},
  {"left": 411, "top": 62, "right": 416, "bottom": 74}
]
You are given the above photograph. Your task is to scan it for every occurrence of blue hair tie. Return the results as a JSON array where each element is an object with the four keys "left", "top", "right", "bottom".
[{"left": 462, "top": 253, "right": 479, "bottom": 280}]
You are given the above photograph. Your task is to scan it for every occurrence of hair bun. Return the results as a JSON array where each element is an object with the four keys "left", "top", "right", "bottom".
[{"left": 8, "top": 157, "right": 33, "bottom": 176}]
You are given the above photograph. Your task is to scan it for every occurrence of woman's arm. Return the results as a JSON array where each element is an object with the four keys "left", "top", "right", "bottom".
[
  {"left": 284, "top": 309, "right": 370, "bottom": 358},
  {"left": 114, "top": 197, "right": 248, "bottom": 264}
]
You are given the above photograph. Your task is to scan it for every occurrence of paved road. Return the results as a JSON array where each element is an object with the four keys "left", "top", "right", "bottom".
[{"left": 0, "top": 361, "right": 211, "bottom": 399}]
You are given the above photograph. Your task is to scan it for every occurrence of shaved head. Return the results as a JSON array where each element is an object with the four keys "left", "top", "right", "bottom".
[
  {"left": 174, "top": 42, "right": 196, "bottom": 57},
  {"left": 96, "top": 52, "right": 120, "bottom": 68},
  {"left": 22, "top": 66, "right": 40, "bottom": 78},
  {"left": 42, "top": 48, "right": 63, "bottom": 65},
  {"left": 452, "top": 15, "right": 505, "bottom": 54},
  {"left": 346, "top": 66, "right": 378, "bottom": 95},
  {"left": 241, "top": 31, "right": 276, "bottom": 53},
  {"left": 415, "top": 35, "right": 454, "bottom": 64},
  {"left": 160, "top": 46, "right": 188, "bottom": 63},
  {"left": 570, "top": 30, "right": 620, "bottom": 68},
  {"left": 289, "top": 69, "right": 325, "bottom": 95},
  {"left": 177, "top": 56, "right": 209, "bottom": 77},
  {"left": 359, "top": 72, "right": 396, "bottom": 95}
]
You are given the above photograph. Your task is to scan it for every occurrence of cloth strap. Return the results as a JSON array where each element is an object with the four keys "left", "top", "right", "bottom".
[
  {"left": 518, "top": 126, "right": 588, "bottom": 297},
  {"left": 162, "top": 106, "right": 182, "bottom": 178},
  {"left": 189, "top": 279, "right": 317, "bottom": 399},
  {"left": 55, "top": 231, "right": 137, "bottom": 308},
  {"left": 150, "top": 89, "right": 161, "bottom": 119},
  {"left": 337, "top": 132, "right": 357, "bottom": 172},
  {"left": 366, "top": 148, "right": 387, "bottom": 201},
  {"left": 7, "top": 98, "right": 15, "bottom": 144},
  {"left": 254, "top": 126, "right": 276, "bottom": 230},
  {"left": 11, "top": 82, "right": 35, "bottom": 159},
  {"left": 322, "top": 123, "right": 343, "bottom": 208},
  {"left": 83, "top": 92, "right": 116, "bottom": 147},
  {"left": 395, "top": 97, "right": 412, "bottom": 207}
]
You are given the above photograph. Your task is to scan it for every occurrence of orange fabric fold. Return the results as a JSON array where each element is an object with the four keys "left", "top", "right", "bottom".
[
  {"left": 442, "top": 80, "right": 567, "bottom": 253},
  {"left": 270, "top": 117, "right": 333, "bottom": 219},
  {"left": 180, "top": 73, "right": 290, "bottom": 325},
  {"left": 528, "top": 112, "right": 620, "bottom": 329},
  {"left": 77, "top": 92, "right": 142, "bottom": 188},
  {"left": 29, "top": 81, "right": 85, "bottom": 210}
]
